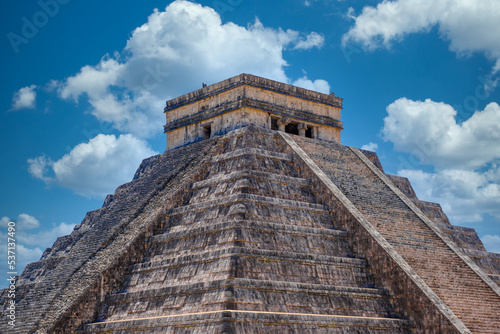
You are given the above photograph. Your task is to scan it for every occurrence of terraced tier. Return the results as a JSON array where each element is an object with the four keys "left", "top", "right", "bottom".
[
  {"left": 97, "top": 278, "right": 399, "bottom": 321},
  {"left": 145, "top": 219, "right": 353, "bottom": 260},
  {"left": 79, "top": 127, "right": 413, "bottom": 333},
  {"left": 0, "top": 137, "right": 222, "bottom": 334},
  {"left": 80, "top": 310, "right": 415, "bottom": 334}
]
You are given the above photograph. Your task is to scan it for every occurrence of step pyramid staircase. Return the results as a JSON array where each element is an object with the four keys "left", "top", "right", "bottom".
[
  {"left": 78, "top": 127, "right": 415, "bottom": 333},
  {"left": 286, "top": 134, "right": 500, "bottom": 334},
  {"left": 3, "top": 71, "right": 500, "bottom": 333},
  {"left": 3, "top": 125, "right": 499, "bottom": 333},
  {"left": 387, "top": 173, "right": 500, "bottom": 288}
]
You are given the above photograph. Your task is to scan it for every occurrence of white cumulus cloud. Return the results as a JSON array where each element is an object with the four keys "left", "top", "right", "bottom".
[
  {"left": 380, "top": 96, "right": 500, "bottom": 253},
  {"left": 11, "top": 85, "right": 37, "bottom": 110},
  {"left": 382, "top": 97, "right": 500, "bottom": 233},
  {"left": 1, "top": 214, "right": 39, "bottom": 230},
  {"left": 292, "top": 76, "right": 331, "bottom": 94},
  {"left": 59, "top": 58, "right": 124, "bottom": 101},
  {"left": 398, "top": 168, "right": 500, "bottom": 223},
  {"left": 361, "top": 142, "right": 378, "bottom": 152},
  {"left": 26, "top": 0, "right": 328, "bottom": 198},
  {"left": 293, "top": 32, "right": 325, "bottom": 50},
  {"left": 17, "top": 222, "right": 75, "bottom": 247},
  {"left": 382, "top": 99, "right": 500, "bottom": 170},
  {"left": 28, "top": 134, "right": 158, "bottom": 198},
  {"left": 16, "top": 213, "right": 40, "bottom": 230},
  {"left": 53, "top": 0, "right": 328, "bottom": 137},
  {"left": 342, "top": 0, "right": 500, "bottom": 73}
]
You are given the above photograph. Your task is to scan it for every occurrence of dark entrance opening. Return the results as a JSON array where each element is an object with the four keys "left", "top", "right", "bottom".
[
  {"left": 285, "top": 123, "right": 299, "bottom": 135},
  {"left": 271, "top": 117, "right": 279, "bottom": 130},
  {"left": 305, "top": 126, "right": 313, "bottom": 138},
  {"left": 202, "top": 124, "right": 212, "bottom": 139}
]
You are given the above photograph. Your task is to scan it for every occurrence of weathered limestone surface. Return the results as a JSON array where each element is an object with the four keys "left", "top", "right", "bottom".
[
  {"left": 386, "top": 174, "right": 500, "bottom": 283},
  {"left": 77, "top": 126, "right": 415, "bottom": 333},
  {"left": 284, "top": 133, "right": 500, "bottom": 333},
  {"left": 164, "top": 73, "right": 344, "bottom": 150},
  {"left": 2, "top": 125, "right": 498, "bottom": 333},
  {"left": 0, "top": 138, "right": 221, "bottom": 333}
]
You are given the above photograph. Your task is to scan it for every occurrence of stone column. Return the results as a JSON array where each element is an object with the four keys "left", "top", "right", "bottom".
[
  {"left": 298, "top": 123, "right": 307, "bottom": 137},
  {"left": 277, "top": 117, "right": 289, "bottom": 132}
]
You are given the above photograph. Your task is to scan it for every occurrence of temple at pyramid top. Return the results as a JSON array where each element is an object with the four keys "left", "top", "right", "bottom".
[{"left": 164, "top": 73, "right": 343, "bottom": 150}]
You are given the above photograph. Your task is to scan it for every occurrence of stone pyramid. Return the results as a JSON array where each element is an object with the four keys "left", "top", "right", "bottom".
[{"left": 1, "top": 74, "right": 499, "bottom": 333}]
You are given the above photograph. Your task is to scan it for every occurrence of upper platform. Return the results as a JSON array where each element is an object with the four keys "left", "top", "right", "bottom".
[{"left": 164, "top": 73, "right": 343, "bottom": 150}]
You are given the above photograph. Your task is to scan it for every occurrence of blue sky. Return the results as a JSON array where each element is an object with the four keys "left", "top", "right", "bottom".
[{"left": 1, "top": 0, "right": 500, "bottom": 287}]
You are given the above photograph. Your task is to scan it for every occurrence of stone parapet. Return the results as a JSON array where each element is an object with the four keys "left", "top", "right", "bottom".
[
  {"left": 163, "top": 97, "right": 344, "bottom": 133},
  {"left": 164, "top": 73, "right": 343, "bottom": 111}
]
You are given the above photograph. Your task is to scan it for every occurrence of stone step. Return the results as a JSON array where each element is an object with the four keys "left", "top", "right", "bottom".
[
  {"left": 460, "top": 248, "right": 500, "bottom": 277},
  {"left": 220, "top": 142, "right": 284, "bottom": 157},
  {"left": 212, "top": 147, "right": 293, "bottom": 163},
  {"left": 207, "top": 146, "right": 299, "bottom": 177},
  {"left": 121, "top": 247, "right": 374, "bottom": 292},
  {"left": 165, "top": 218, "right": 343, "bottom": 236},
  {"left": 167, "top": 211, "right": 336, "bottom": 231},
  {"left": 154, "top": 219, "right": 348, "bottom": 242},
  {"left": 188, "top": 170, "right": 315, "bottom": 204},
  {"left": 78, "top": 310, "right": 415, "bottom": 334},
  {"left": 223, "top": 128, "right": 276, "bottom": 140},
  {"left": 146, "top": 219, "right": 352, "bottom": 259},
  {"left": 131, "top": 247, "right": 368, "bottom": 273},
  {"left": 221, "top": 127, "right": 283, "bottom": 151},
  {"left": 97, "top": 278, "right": 398, "bottom": 322},
  {"left": 169, "top": 193, "right": 328, "bottom": 216},
  {"left": 192, "top": 170, "right": 310, "bottom": 190},
  {"left": 166, "top": 193, "right": 333, "bottom": 230}
]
